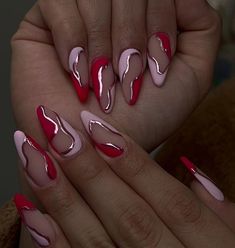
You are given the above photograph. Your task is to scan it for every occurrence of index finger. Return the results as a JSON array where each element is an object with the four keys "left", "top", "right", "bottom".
[{"left": 80, "top": 110, "right": 235, "bottom": 248}]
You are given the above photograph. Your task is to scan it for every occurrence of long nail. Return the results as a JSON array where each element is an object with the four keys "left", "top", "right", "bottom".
[
  {"left": 14, "top": 194, "right": 55, "bottom": 247},
  {"left": 119, "top": 49, "right": 143, "bottom": 105},
  {"left": 81, "top": 111, "right": 125, "bottom": 157},
  {"left": 69, "top": 47, "right": 89, "bottom": 102},
  {"left": 91, "top": 57, "right": 116, "bottom": 113},
  {"left": 148, "top": 32, "right": 171, "bottom": 87},
  {"left": 14, "top": 131, "right": 57, "bottom": 187},
  {"left": 37, "top": 105, "right": 82, "bottom": 158},
  {"left": 180, "top": 156, "right": 224, "bottom": 201}
]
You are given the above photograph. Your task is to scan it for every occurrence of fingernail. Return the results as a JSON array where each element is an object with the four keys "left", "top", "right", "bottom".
[
  {"left": 69, "top": 47, "right": 89, "bottom": 102},
  {"left": 37, "top": 105, "right": 82, "bottom": 158},
  {"left": 91, "top": 57, "right": 116, "bottom": 113},
  {"left": 14, "top": 131, "right": 57, "bottom": 187},
  {"left": 148, "top": 32, "right": 171, "bottom": 87},
  {"left": 80, "top": 111, "right": 125, "bottom": 157},
  {"left": 14, "top": 194, "right": 55, "bottom": 247},
  {"left": 119, "top": 49, "right": 143, "bottom": 105},
  {"left": 180, "top": 156, "right": 224, "bottom": 201}
]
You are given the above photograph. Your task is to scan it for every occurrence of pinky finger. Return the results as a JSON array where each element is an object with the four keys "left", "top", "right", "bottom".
[
  {"left": 191, "top": 181, "right": 235, "bottom": 232},
  {"left": 14, "top": 194, "right": 70, "bottom": 248}
]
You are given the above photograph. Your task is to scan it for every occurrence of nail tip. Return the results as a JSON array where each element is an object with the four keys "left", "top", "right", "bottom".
[{"left": 14, "top": 194, "right": 35, "bottom": 211}]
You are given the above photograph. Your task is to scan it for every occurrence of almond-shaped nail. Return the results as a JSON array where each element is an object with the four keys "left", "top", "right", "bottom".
[
  {"left": 14, "top": 131, "right": 57, "bottom": 187},
  {"left": 14, "top": 194, "right": 55, "bottom": 247},
  {"left": 81, "top": 111, "right": 125, "bottom": 157},
  {"left": 69, "top": 47, "right": 89, "bottom": 102},
  {"left": 91, "top": 57, "right": 116, "bottom": 113},
  {"left": 148, "top": 32, "right": 171, "bottom": 87},
  {"left": 180, "top": 156, "right": 224, "bottom": 201},
  {"left": 37, "top": 105, "right": 82, "bottom": 158},
  {"left": 119, "top": 49, "right": 143, "bottom": 105}
]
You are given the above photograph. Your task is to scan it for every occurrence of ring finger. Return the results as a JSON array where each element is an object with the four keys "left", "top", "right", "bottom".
[
  {"left": 112, "top": 0, "right": 147, "bottom": 105},
  {"left": 77, "top": 0, "right": 115, "bottom": 114}
]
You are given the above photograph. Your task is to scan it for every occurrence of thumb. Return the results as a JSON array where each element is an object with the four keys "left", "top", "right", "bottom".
[{"left": 175, "top": 0, "right": 221, "bottom": 95}]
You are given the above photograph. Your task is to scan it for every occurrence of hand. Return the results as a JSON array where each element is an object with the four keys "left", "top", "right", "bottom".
[
  {"left": 14, "top": 110, "right": 235, "bottom": 247},
  {"left": 11, "top": 0, "right": 221, "bottom": 151}
]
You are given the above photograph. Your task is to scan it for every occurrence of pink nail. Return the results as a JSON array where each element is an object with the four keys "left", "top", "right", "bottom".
[
  {"left": 37, "top": 105, "right": 82, "bottom": 158},
  {"left": 81, "top": 111, "right": 126, "bottom": 157},
  {"left": 14, "top": 131, "right": 57, "bottom": 187},
  {"left": 180, "top": 156, "right": 224, "bottom": 201},
  {"left": 119, "top": 48, "right": 143, "bottom": 105},
  {"left": 91, "top": 57, "right": 116, "bottom": 113},
  {"left": 69, "top": 47, "right": 89, "bottom": 102},
  {"left": 148, "top": 32, "right": 171, "bottom": 87},
  {"left": 14, "top": 194, "right": 55, "bottom": 247}
]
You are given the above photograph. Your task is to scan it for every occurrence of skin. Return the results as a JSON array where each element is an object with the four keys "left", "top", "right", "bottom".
[
  {"left": 16, "top": 113, "right": 235, "bottom": 247},
  {"left": 10, "top": 0, "right": 223, "bottom": 246}
]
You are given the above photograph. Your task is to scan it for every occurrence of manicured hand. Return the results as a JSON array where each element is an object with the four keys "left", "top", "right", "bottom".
[
  {"left": 11, "top": 0, "right": 221, "bottom": 151},
  {"left": 14, "top": 110, "right": 235, "bottom": 247}
]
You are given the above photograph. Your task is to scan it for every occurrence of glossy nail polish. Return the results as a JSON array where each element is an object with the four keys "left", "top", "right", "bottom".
[
  {"left": 81, "top": 111, "right": 125, "bottom": 157},
  {"left": 148, "top": 32, "right": 171, "bottom": 86},
  {"left": 37, "top": 105, "right": 82, "bottom": 158},
  {"left": 180, "top": 156, "right": 224, "bottom": 201},
  {"left": 69, "top": 47, "right": 89, "bottom": 102},
  {"left": 14, "top": 194, "right": 55, "bottom": 247},
  {"left": 14, "top": 131, "right": 57, "bottom": 187},
  {"left": 91, "top": 57, "right": 116, "bottom": 113},
  {"left": 119, "top": 49, "right": 143, "bottom": 105}
]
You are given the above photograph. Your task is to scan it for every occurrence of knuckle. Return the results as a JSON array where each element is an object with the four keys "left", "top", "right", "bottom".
[
  {"left": 84, "top": 229, "right": 114, "bottom": 248},
  {"left": 118, "top": 203, "right": 161, "bottom": 247},
  {"left": 210, "top": 10, "right": 222, "bottom": 32},
  {"left": 115, "top": 142, "right": 147, "bottom": 178},
  {"left": 45, "top": 187, "right": 77, "bottom": 218},
  {"left": 67, "top": 156, "right": 105, "bottom": 182},
  {"left": 88, "top": 25, "right": 109, "bottom": 43},
  {"left": 162, "top": 188, "right": 202, "bottom": 226}
]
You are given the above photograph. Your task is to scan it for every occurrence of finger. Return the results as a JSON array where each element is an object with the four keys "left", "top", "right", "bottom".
[
  {"left": 180, "top": 157, "right": 235, "bottom": 230},
  {"left": 36, "top": 106, "right": 184, "bottom": 247},
  {"left": 14, "top": 194, "right": 70, "bottom": 248},
  {"left": 13, "top": 131, "right": 115, "bottom": 247},
  {"left": 80, "top": 110, "right": 235, "bottom": 247},
  {"left": 180, "top": 156, "right": 235, "bottom": 231},
  {"left": 112, "top": 0, "right": 146, "bottom": 105},
  {"left": 191, "top": 180, "right": 235, "bottom": 232},
  {"left": 38, "top": 0, "right": 89, "bottom": 102},
  {"left": 175, "top": 0, "right": 221, "bottom": 96},
  {"left": 77, "top": 0, "right": 115, "bottom": 113},
  {"left": 147, "top": 0, "right": 177, "bottom": 87}
]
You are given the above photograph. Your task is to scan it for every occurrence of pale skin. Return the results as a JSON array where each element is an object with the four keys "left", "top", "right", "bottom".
[{"left": 10, "top": 0, "right": 235, "bottom": 247}]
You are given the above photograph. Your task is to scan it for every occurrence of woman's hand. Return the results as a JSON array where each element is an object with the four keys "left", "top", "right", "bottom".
[
  {"left": 14, "top": 110, "right": 235, "bottom": 247},
  {"left": 11, "top": 0, "right": 221, "bottom": 151}
]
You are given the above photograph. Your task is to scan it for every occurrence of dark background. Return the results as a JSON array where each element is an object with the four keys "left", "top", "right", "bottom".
[{"left": 0, "top": 1, "right": 35, "bottom": 206}]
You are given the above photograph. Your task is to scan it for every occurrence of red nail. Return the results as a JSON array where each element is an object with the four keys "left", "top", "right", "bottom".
[{"left": 91, "top": 57, "right": 116, "bottom": 113}]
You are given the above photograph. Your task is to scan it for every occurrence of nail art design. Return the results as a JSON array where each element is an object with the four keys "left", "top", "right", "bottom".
[
  {"left": 14, "top": 194, "right": 55, "bottom": 247},
  {"left": 37, "top": 105, "right": 82, "bottom": 158},
  {"left": 148, "top": 32, "right": 171, "bottom": 86},
  {"left": 14, "top": 131, "right": 57, "bottom": 187},
  {"left": 119, "top": 49, "right": 143, "bottom": 105},
  {"left": 180, "top": 156, "right": 224, "bottom": 201},
  {"left": 91, "top": 57, "right": 116, "bottom": 113},
  {"left": 69, "top": 47, "right": 89, "bottom": 102},
  {"left": 81, "top": 111, "right": 125, "bottom": 157}
]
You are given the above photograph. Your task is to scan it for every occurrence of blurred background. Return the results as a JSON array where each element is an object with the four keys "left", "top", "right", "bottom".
[{"left": 1, "top": 0, "right": 235, "bottom": 206}]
